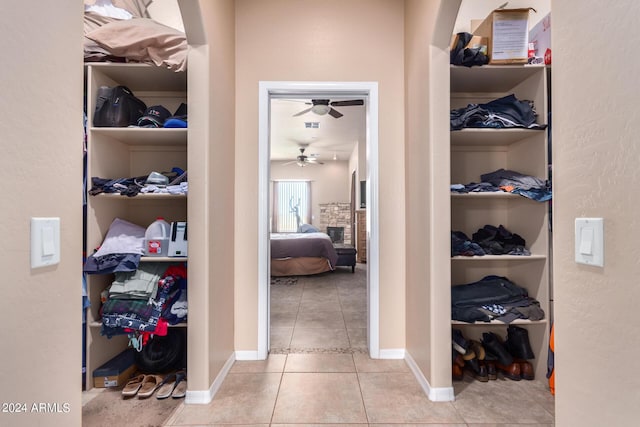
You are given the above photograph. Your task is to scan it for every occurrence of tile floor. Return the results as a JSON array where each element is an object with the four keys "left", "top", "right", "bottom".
[{"left": 164, "top": 265, "right": 555, "bottom": 426}]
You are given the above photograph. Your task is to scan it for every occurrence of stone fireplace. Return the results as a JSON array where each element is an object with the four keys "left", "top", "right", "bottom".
[{"left": 319, "top": 202, "right": 352, "bottom": 244}]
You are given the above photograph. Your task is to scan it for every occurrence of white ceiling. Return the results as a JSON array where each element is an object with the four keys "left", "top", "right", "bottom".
[{"left": 269, "top": 98, "right": 366, "bottom": 162}]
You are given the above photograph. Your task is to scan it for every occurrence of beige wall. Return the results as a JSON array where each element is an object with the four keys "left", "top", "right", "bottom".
[
  {"left": 0, "top": 3, "right": 83, "bottom": 426},
  {"left": 553, "top": 0, "right": 640, "bottom": 424},
  {"left": 270, "top": 160, "right": 350, "bottom": 228},
  {"left": 235, "top": 0, "right": 406, "bottom": 352},
  {"left": 404, "top": 0, "right": 458, "bottom": 392},
  {"left": 187, "top": 0, "right": 236, "bottom": 392}
]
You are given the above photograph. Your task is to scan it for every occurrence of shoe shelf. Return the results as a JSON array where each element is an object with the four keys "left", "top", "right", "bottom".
[{"left": 449, "top": 64, "right": 551, "bottom": 382}]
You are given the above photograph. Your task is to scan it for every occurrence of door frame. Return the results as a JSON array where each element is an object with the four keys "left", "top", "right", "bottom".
[{"left": 257, "top": 81, "right": 380, "bottom": 359}]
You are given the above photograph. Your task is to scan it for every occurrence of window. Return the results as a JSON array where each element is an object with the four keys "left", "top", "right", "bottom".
[{"left": 272, "top": 180, "right": 311, "bottom": 232}]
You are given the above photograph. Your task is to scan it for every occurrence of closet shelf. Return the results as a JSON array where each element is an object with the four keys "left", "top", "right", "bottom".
[
  {"left": 140, "top": 256, "right": 187, "bottom": 262},
  {"left": 92, "top": 193, "right": 187, "bottom": 200},
  {"left": 88, "top": 321, "right": 187, "bottom": 328},
  {"left": 90, "top": 127, "right": 187, "bottom": 146},
  {"left": 450, "top": 64, "right": 548, "bottom": 93},
  {"left": 451, "top": 128, "right": 546, "bottom": 146},
  {"left": 451, "top": 192, "right": 521, "bottom": 199},
  {"left": 451, "top": 254, "right": 546, "bottom": 261},
  {"left": 84, "top": 62, "right": 186, "bottom": 91},
  {"left": 451, "top": 319, "right": 548, "bottom": 326}
]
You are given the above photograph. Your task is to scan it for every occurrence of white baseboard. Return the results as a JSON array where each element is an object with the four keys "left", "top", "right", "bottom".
[
  {"left": 378, "top": 348, "right": 406, "bottom": 359},
  {"left": 404, "top": 351, "right": 455, "bottom": 402},
  {"left": 185, "top": 352, "right": 236, "bottom": 404},
  {"left": 234, "top": 350, "right": 262, "bottom": 361}
]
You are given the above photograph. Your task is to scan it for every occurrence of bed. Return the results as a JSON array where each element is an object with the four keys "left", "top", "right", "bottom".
[{"left": 270, "top": 232, "right": 339, "bottom": 277}]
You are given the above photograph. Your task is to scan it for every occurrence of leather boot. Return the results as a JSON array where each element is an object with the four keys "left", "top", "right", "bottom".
[
  {"left": 452, "top": 328, "right": 469, "bottom": 355},
  {"left": 452, "top": 348, "right": 465, "bottom": 381},
  {"left": 469, "top": 340, "right": 486, "bottom": 360},
  {"left": 465, "top": 357, "right": 488, "bottom": 382},
  {"left": 496, "top": 361, "right": 521, "bottom": 381},
  {"left": 481, "top": 332, "right": 513, "bottom": 366},
  {"left": 506, "top": 325, "right": 535, "bottom": 360},
  {"left": 515, "top": 358, "right": 534, "bottom": 380},
  {"left": 452, "top": 363, "right": 463, "bottom": 381},
  {"left": 484, "top": 360, "right": 497, "bottom": 380}
]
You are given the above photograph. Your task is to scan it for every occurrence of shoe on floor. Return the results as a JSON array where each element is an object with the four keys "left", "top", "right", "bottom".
[
  {"left": 171, "top": 371, "right": 187, "bottom": 399},
  {"left": 137, "top": 375, "right": 163, "bottom": 399},
  {"left": 155, "top": 372, "right": 179, "bottom": 399},
  {"left": 121, "top": 374, "right": 145, "bottom": 397}
]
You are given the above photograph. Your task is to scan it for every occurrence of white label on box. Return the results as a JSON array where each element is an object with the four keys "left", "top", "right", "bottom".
[
  {"left": 104, "top": 378, "right": 117, "bottom": 387},
  {"left": 492, "top": 17, "right": 528, "bottom": 60}
]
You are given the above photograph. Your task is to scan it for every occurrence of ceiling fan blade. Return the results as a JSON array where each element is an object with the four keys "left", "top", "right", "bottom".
[
  {"left": 281, "top": 160, "right": 299, "bottom": 166},
  {"left": 293, "top": 107, "right": 313, "bottom": 117},
  {"left": 328, "top": 108, "right": 343, "bottom": 118},
  {"left": 330, "top": 99, "right": 364, "bottom": 107}
]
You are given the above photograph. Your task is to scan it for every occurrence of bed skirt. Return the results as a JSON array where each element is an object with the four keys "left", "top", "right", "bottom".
[{"left": 270, "top": 257, "right": 332, "bottom": 277}]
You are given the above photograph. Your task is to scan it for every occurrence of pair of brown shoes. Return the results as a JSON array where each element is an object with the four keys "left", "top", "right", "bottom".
[{"left": 495, "top": 359, "right": 534, "bottom": 381}]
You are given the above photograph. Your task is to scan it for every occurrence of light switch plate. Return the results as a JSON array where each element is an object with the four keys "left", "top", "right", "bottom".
[
  {"left": 31, "top": 217, "right": 60, "bottom": 268},
  {"left": 575, "top": 218, "right": 604, "bottom": 267}
]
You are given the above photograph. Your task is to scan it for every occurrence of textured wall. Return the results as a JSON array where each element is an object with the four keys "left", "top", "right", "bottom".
[
  {"left": 0, "top": 3, "right": 83, "bottom": 426},
  {"left": 553, "top": 0, "right": 640, "bottom": 424}
]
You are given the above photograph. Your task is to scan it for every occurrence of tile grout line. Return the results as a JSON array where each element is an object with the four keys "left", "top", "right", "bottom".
[
  {"left": 268, "top": 354, "right": 287, "bottom": 426},
  {"left": 353, "top": 353, "right": 371, "bottom": 425}
]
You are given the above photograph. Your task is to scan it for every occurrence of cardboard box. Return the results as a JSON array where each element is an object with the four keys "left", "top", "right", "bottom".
[
  {"left": 529, "top": 12, "right": 551, "bottom": 64},
  {"left": 474, "top": 8, "right": 535, "bottom": 65},
  {"left": 93, "top": 349, "right": 137, "bottom": 388}
]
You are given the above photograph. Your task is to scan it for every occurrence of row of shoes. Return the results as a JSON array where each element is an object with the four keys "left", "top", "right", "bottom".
[
  {"left": 121, "top": 371, "right": 187, "bottom": 399},
  {"left": 452, "top": 325, "right": 535, "bottom": 382}
]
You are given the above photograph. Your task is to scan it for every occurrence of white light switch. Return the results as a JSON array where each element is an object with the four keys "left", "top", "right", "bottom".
[
  {"left": 31, "top": 217, "right": 60, "bottom": 268},
  {"left": 575, "top": 218, "right": 603, "bottom": 267}
]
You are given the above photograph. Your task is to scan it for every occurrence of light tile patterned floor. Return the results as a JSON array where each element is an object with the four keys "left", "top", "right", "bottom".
[{"left": 164, "top": 265, "right": 555, "bottom": 426}]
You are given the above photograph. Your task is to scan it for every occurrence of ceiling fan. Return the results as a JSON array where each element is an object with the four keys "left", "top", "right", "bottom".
[
  {"left": 293, "top": 99, "right": 364, "bottom": 119},
  {"left": 282, "top": 147, "right": 324, "bottom": 167}
]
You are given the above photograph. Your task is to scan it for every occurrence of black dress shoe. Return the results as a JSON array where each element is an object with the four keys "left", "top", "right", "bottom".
[
  {"left": 481, "top": 332, "right": 513, "bottom": 366},
  {"left": 506, "top": 325, "right": 535, "bottom": 360}
]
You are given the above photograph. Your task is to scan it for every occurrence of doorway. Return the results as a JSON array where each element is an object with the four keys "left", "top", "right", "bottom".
[{"left": 257, "top": 81, "right": 379, "bottom": 359}]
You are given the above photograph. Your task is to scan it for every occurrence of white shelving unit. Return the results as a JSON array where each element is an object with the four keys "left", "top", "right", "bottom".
[
  {"left": 450, "top": 65, "right": 551, "bottom": 379},
  {"left": 84, "top": 62, "right": 188, "bottom": 390}
]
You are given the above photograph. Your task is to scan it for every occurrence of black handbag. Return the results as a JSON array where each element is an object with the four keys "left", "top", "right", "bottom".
[{"left": 92, "top": 85, "right": 147, "bottom": 127}]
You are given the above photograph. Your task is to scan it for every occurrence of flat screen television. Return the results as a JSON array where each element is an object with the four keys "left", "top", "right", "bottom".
[{"left": 360, "top": 180, "right": 366, "bottom": 208}]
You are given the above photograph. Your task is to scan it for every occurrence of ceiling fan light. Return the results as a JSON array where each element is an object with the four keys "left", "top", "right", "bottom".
[
  {"left": 311, "top": 104, "right": 330, "bottom": 115},
  {"left": 296, "top": 160, "right": 306, "bottom": 167}
]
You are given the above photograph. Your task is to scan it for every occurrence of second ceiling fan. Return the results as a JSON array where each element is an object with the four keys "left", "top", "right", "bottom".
[
  {"left": 293, "top": 99, "right": 364, "bottom": 119},
  {"left": 282, "top": 147, "right": 324, "bottom": 167}
]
